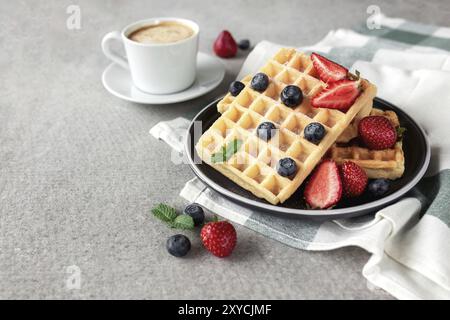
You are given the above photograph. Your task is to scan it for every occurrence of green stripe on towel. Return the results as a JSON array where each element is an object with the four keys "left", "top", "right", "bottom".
[
  {"left": 413, "top": 169, "right": 450, "bottom": 227},
  {"left": 357, "top": 23, "right": 450, "bottom": 51}
]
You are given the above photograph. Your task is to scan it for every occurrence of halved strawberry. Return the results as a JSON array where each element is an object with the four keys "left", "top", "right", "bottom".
[
  {"left": 311, "top": 79, "right": 361, "bottom": 111},
  {"left": 311, "top": 53, "right": 348, "bottom": 83},
  {"left": 304, "top": 159, "right": 342, "bottom": 209}
]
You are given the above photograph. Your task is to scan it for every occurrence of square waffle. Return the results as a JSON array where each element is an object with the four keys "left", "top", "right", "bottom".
[
  {"left": 196, "top": 48, "right": 377, "bottom": 204},
  {"left": 330, "top": 108, "right": 405, "bottom": 180}
]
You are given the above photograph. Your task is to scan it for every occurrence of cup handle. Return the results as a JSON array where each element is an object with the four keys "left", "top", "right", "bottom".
[{"left": 101, "top": 31, "right": 129, "bottom": 70}]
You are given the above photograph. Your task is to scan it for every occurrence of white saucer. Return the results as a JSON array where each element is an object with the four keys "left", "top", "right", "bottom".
[{"left": 102, "top": 52, "right": 225, "bottom": 104}]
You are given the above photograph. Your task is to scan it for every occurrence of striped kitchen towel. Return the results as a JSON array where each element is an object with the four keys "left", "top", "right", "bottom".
[{"left": 150, "top": 15, "right": 450, "bottom": 300}]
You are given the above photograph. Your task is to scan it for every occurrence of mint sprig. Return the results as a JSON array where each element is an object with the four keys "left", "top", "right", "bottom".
[
  {"left": 211, "top": 139, "right": 243, "bottom": 163},
  {"left": 396, "top": 126, "right": 406, "bottom": 141},
  {"left": 170, "top": 215, "right": 195, "bottom": 230},
  {"left": 152, "top": 203, "right": 177, "bottom": 222},
  {"left": 210, "top": 145, "right": 227, "bottom": 163},
  {"left": 151, "top": 203, "right": 194, "bottom": 230}
]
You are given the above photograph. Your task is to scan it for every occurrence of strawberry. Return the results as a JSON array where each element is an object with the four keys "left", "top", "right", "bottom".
[
  {"left": 311, "top": 53, "right": 348, "bottom": 83},
  {"left": 304, "top": 160, "right": 342, "bottom": 209},
  {"left": 358, "top": 116, "right": 397, "bottom": 150},
  {"left": 340, "top": 161, "right": 368, "bottom": 197},
  {"left": 213, "top": 30, "right": 237, "bottom": 58},
  {"left": 311, "top": 79, "right": 361, "bottom": 111},
  {"left": 201, "top": 220, "right": 237, "bottom": 257}
]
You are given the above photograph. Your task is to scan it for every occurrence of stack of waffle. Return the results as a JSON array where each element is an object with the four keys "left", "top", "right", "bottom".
[
  {"left": 195, "top": 48, "right": 377, "bottom": 205},
  {"left": 330, "top": 108, "right": 405, "bottom": 180}
]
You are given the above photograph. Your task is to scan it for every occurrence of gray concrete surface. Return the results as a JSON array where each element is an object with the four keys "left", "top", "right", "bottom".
[{"left": 1, "top": 0, "right": 449, "bottom": 299}]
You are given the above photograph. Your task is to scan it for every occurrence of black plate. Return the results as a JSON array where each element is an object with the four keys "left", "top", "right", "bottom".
[{"left": 185, "top": 97, "right": 430, "bottom": 219}]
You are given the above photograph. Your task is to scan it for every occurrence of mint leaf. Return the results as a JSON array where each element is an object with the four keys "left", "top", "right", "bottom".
[
  {"left": 396, "top": 127, "right": 406, "bottom": 141},
  {"left": 210, "top": 151, "right": 226, "bottom": 163},
  {"left": 170, "top": 215, "right": 194, "bottom": 230},
  {"left": 226, "top": 139, "right": 243, "bottom": 159},
  {"left": 151, "top": 203, "right": 196, "bottom": 230},
  {"left": 211, "top": 139, "right": 243, "bottom": 163},
  {"left": 151, "top": 203, "right": 177, "bottom": 223}
]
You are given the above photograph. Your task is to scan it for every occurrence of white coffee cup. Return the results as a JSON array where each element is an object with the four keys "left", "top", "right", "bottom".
[{"left": 102, "top": 18, "right": 199, "bottom": 94}]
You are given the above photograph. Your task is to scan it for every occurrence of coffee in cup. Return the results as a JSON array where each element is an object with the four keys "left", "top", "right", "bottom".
[{"left": 128, "top": 21, "right": 194, "bottom": 44}]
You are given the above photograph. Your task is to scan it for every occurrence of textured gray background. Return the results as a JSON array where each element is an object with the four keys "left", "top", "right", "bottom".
[{"left": 1, "top": 0, "right": 449, "bottom": 299}]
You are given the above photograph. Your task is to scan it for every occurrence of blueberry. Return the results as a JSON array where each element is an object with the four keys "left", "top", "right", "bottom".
[
  {"left": 229, "top": 81, "right": 245, "bottom": 97},
  {"left": 238, "top": 39, "right": 250, "bottom": 50},
  {"left": 256, "top": 122, "right": 277, "bottom": 141},
  {"left": 183, "top": 203, "right": 205, "bottom": 226},
  {"left": 304, "top": 122, "right": 326, "bottom": 144},
  {"left": 281, "top": 85, "right": 303, "bottom": 107},
  {"left": 276, "top": 158, "right": 297, "bottom": 177},
  {"left": 251, "top": 73, "right": 269, "bottom": 92},
  {"left": 166, "top": 234, "right": 191, "bottom": 257},
  {"left": 368, "top": 179, "right": 390, "bottom": 197}
]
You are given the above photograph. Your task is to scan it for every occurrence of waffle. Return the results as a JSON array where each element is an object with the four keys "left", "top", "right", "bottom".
[
  {"left": 196, "top": 48, "right": 377, "bottom": 204},
  {"left": 330, "top": 109, "right": 405, "bottom": 180},
  {"left": 220, "top": 80, "right": 374, "bottom": 144}
]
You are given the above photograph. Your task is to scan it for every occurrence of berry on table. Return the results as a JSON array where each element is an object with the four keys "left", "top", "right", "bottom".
[
  {"left": 183, "top": 203, "right": 205, "bottom": 226},
  {"left": 201, "top": 220, "right": 237, "bottom": 257},
  {"left": 238, "top": 39, "right": 250, "bottom": 50},
  {"left": 213, "top": 30, "right": 237, "bottom": 58},
  {"left": 166, "top": 234, "right": 191, "bottom": 257}
]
